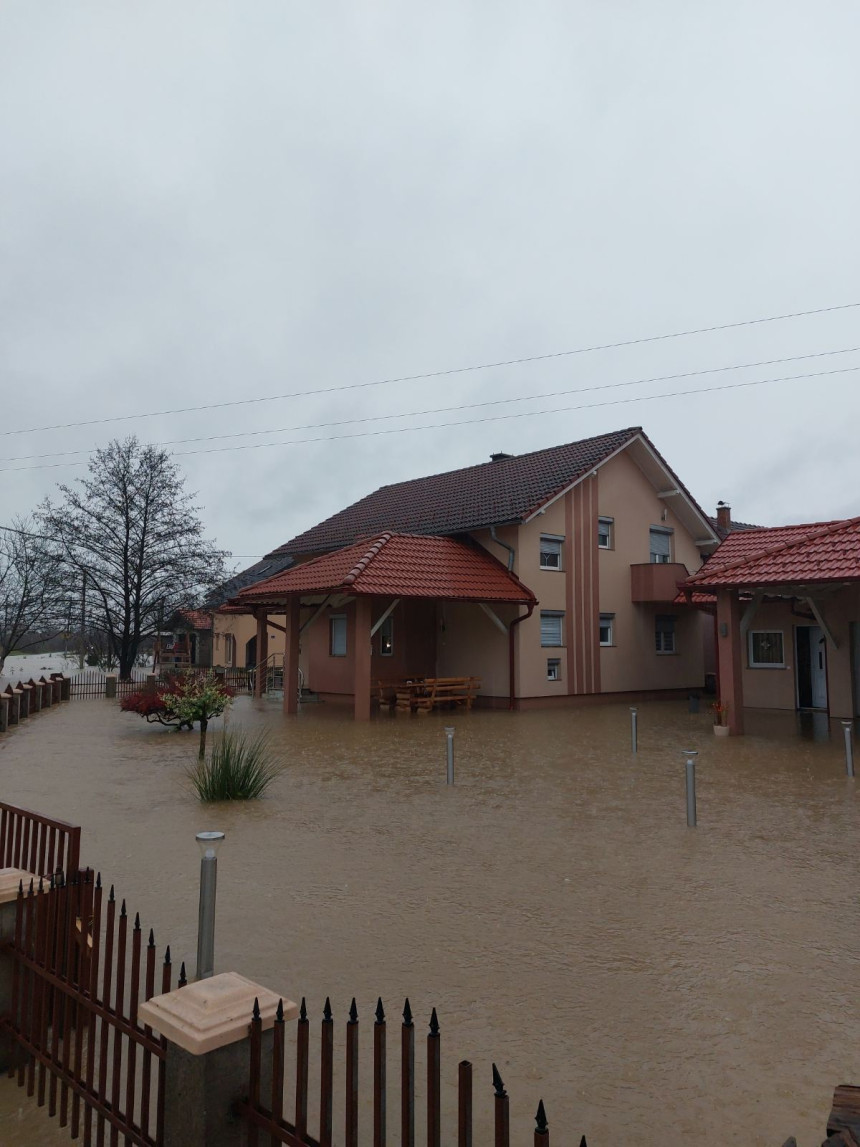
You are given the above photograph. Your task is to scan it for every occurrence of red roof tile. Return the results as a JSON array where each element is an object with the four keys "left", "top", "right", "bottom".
[
  {"left": 237, "top": 534, "right": 537, "bottom": 604},
  {"left": 684, "top": 517, "right": 860, "bottom": 588},
  {"left": 178, "top": 609, "right": 212, "bottom": 630},
  {"left": 270, "top": 428, "right": 643, "bottom": 555}
]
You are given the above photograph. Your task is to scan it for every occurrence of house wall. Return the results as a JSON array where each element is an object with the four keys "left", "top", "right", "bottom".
[
  {"left": 436, "top": 601, "right": 517, "bottom": 698},
  {"left": 213, "top": 611, "right": 286, "bottom": 667},
  {"left": 740, "top": 588, "right": 860, "bottom": 717}
]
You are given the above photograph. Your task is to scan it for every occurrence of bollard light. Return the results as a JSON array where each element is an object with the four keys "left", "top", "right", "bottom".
[
  {"left": 630, "top": 707, "right": 638, "bottom": 754},
  {"left": 842, "top": 720, "right": 855, "bottom": 779},
  {"left": 444, "top": 726, "right": 455, "bottom": 785},
  {"left": 681, "top": 750, "right": 698, "bottom": 828},
  {"left": 196, "top": 831, "right": 225, "bottom": 980}
]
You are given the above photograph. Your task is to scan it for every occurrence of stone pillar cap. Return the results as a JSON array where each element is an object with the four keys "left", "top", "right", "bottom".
[
  {"left": 138, "top": 971, "right": 298, "bottom": 1055},
  {"left": 0, "top": 868, "right": 37, "bottom": 905}
]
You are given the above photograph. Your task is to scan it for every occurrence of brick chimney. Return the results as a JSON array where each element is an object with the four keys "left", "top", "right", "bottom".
[{"left": 716, "top": 501, "right": 731, "bottom": 531}]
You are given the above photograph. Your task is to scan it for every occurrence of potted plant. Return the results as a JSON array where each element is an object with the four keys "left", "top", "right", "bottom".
[{"left": 712, "top": 699, "right": 730, "bottom": 736}]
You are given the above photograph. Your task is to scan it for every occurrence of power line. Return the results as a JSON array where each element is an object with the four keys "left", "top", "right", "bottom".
[
  {"left": 2, "top": 300, "right": 858, "bottom": 440},
  {"left": 2, "top": 343, "right": 858, "bottom": 465},
  {"left": 2, "top": 361, "right": 857, "bottom": 474}
]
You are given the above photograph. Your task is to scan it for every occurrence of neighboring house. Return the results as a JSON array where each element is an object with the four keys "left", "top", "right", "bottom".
[
  {"left": 156, "top": 610, "right": 214, "bottom": 670},
  {"left": 683, "top": 517, "right": 860, "bottom": 733},
  {"left": 232, "top": 427, "right": 724, "bottom": 718},
  {"left": 209, "top": 555, "right": 294, "bottom": 670}
]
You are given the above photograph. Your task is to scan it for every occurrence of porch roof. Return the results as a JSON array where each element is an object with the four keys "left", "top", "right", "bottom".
[
  {"left": 234, "top": 533, "right": 537, "bottom": 605},
  {"left": 684, "top": 516, "right": 860, "bottom": 590}
]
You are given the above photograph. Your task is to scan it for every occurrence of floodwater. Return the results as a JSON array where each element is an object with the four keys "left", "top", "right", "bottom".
[{"left": 0, "top": 697, "right": 858, "bottom": 1146}]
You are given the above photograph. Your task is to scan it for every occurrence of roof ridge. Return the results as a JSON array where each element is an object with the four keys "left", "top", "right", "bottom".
[
  {"left": 690, "top": 515, "right": 860, "bottom": 583},
  {"left": 342, "top": 533, "right": 392, "bottom": 586}
]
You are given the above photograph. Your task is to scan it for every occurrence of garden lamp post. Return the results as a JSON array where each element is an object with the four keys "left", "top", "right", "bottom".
[{"left": 195, "top": 831, "right": 225, "bottom": 980}]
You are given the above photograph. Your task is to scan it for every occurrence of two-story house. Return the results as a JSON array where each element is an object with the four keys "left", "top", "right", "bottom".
[{"left": 224, "top": 427, "right": 721, "bottom": 718}]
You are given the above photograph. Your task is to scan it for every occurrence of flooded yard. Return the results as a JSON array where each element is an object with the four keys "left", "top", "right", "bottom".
[{"left": 0, "top": 695, "right": 857, "bottom": 1145}]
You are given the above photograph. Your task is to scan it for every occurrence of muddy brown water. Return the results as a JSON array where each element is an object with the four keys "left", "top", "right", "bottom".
[{"left": 0, "top": 697, "right": 857, "bottom": 1146}]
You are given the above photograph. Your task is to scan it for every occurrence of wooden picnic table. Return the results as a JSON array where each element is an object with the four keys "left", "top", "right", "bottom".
[{"left": 377, "top": 676, "right": 481, "bottom": 714}]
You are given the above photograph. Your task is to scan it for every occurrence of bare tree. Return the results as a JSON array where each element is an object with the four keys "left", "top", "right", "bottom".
[
  {"left": 0, "top": 517, "right": 68, "bottom": 675},
  {"left": 40, "top": 438, "right": 230, "bottom": 680}
]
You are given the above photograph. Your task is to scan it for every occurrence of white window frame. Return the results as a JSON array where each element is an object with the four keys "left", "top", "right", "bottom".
[
  {"left": 599, "top": 613, "right": 615, "bottom": 647},
  {"left": 649, "top": 526, "right": 673, "bottom": 564},
  {"left": 330, "top": 614, "right": 347, "bottom": 657},
  {"left": 655, "top": 614, "right": 676, "bottom": 654},
  {"left": 379, "top": 614, "right": 394, "bottom": 657},
  {"left": 597, "top": 517, "right": 614, "bottom": 550},
  {"left": 749, "top": 629, "right": 785, "bottom": 668},
  {"left": 539, "top": 534, "right": 564, "bottom": 571},
  {"left": 540, "top": 611, "right": 565, "bottom": 647},
  {"left": 546, "top": 657, "right": 561, "bottom": 681}
]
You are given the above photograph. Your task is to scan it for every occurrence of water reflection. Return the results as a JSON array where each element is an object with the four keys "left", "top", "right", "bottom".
[{"left": 0, "top": 696, "right": 857, "bottom": 1146}]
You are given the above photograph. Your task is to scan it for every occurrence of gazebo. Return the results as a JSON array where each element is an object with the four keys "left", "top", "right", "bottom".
[{"left": 233, "top": 532, "right": 537, "bottom": 719}]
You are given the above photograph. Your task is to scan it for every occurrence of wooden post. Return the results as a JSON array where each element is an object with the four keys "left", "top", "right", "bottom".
[
  {"left": 716, "top": 590, "right": 744, "bottom": 735},
  {"left": 254, "top": 612, "right": 268, "bottom": 699},
  {"left": 353, "top": 598, "right": 372, "bottom": 721},
  {"left": 282, "top": 598, "right": 301, "bottom": 716}
]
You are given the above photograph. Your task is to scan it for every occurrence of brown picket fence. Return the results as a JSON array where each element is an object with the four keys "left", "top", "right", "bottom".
[{"left": 0, "top": 802, "right": 80, "bottom": 879}]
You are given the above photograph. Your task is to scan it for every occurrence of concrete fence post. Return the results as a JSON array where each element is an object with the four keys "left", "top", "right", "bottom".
[
  {"left": 60, "top": 675, "right": 71, "bottom": 702},
  {"left": 17, "top": 684, "right": 32, "bottom": 720},
  {"left": 39, "top": 677, "right": 53, "bottom": 708},
  {"left": 51, "top": 676, "right": 62, "bottom": 705},
  {"left": 105, "top": 675, "right": 117, "bottom": 700},
  {"left": 145, "top": 673, "right": 158, "bottom": 693},
  {"left": 139, "top": 973, "right": 298, "bottom": 1147},
  {"left": 0, "top": 868, "right": 37, "bottom": 1072},
  {"left": 0, "top": 695, "right": 9, "bottom": 733},
  {"left": 25, "top": 680, "right": 39, "bottom": 714},
  {"left": 5, "top": 690, "right": 21, "bottom": 725}
]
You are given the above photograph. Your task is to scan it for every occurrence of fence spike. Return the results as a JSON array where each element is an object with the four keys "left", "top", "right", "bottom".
[
  {"left": 492, "top": 1063, "right": 507, "bottom": 1098},
  {"left": 179, "top": 961, "right": 187, "bottom": 987},
  {"left": 252, "top": 997, "right": 261, "bottom": 1021},
  {"left": 109, "top": 884, "right": 115, "bottom": 902},
  {"left": 50, "top": 874, "right": 56, "bottom": 890},
  {"left": 323, "top": 997, "right": 333, "bottom": 1022},
  {"left": 535, "top": 1100, "right": 548, "bottom": 1133},
  {"left": 17, "top": 879, "right": 23, "bottom": 896},
  {"left": 28, "top": 879, "right": 34, "bottom": 895},
  {"left": 349, "top": 997, "right": 358, "bottom": 1024},
  {"left": 299, "top": 997, "right": 307, "bottom": 1021},
  {"left": 163, "top": 945, "right": 171, "bottom": 966},
  {"left": 134, "top": 912, "right": 141, "bottom": 931},
  {"left": 375, "top": 997, "right": 385, "bottom": 1024},
  {"left": 403, "top": 997, "right": 413, "bottom": 1026},
  {"left": 96, "top": 872, "right": 102, "bottom": 889},
  {"left": 120, "top": 899, "right": 127, "bottom": 917},
  {"left": 429, "top": 1007, "right": 439, "bottom": 1036},
  {"left": 38, "top": 877, "right": 44, "bottom": 893},
  {"left": 148, "top": 928, "right": 155, "bottom": 948},
  {"left": 276, "top": 999, "right": 284, "bottom": 1023},
  {"left": 580, "top": 1137, "right": 587, "bottom": 1147}
]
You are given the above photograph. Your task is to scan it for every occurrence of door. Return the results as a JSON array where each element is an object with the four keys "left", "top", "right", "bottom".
[{"left": 796, "top": 625, "right": 828, "bottom": 711}]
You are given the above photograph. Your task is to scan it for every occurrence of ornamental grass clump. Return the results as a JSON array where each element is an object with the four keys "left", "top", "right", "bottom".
[{"left": 187, "top": 729, "right": 281, "bottom": 801}]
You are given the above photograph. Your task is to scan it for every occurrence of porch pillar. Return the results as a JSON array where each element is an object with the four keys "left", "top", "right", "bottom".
[
  {"left": 716, "top": 589, "right": 744, "bottom": 735},
  {"left": 254, "top": 611, "right": 268, "bottom": 699},
  {"left": 282, "top": 597, "right": 301, "bottom": 716},
  {"left": 353, "top": 597, "right": 372, "bottom": 721}
]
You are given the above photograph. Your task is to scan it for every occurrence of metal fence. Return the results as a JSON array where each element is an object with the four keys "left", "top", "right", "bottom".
[
  {"left": 239, "top": 996, "right": 562, "bottom": 1147},
  {"left": 68, "top": 669, "right": 151, "bottom": 700}
]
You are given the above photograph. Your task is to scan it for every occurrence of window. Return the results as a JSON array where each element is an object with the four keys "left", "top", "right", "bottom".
[
  {"left": 540, "top": 611, "right": 564, "bottom": 647},
  {"left": 599, "top": 613, "right": 615, "bottom": 646},
  {"left": 379, "top": 615, "right": 394, "bottom": 657},
  {"left": 655, "top": 614, "right": 676, "bottom": 654},
  {"left": 329, "top": 614, "right": 347, "bottom": 657},
  {"left": 649, "top": 527, "right": 673, "bottom": 564},
  {"left": 539, "top": 535, "right": 564, "bottom": 570},
  {"left": 547, "top": 657, "right": 561, "bottom": 681},
  {"left": 598, "top": 517, "right": 614, "bottom": 549},
  {"left": 749, "top": 630, "right": 784, "bottom": 667}
]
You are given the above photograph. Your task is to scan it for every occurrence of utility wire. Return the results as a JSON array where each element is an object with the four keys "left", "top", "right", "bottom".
[
  {"left": 1, "top": 343, "right": 858, "bottom": 465},
  {"left": 1, "top": 361, "right": 857, "bottom": 474},
  {"left": 2, "top": 300, "right": 858, "bottom": 440}
]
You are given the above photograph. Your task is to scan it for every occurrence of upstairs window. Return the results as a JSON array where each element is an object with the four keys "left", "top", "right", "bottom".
[
  {"left": 540, "top": 611, "right": 564, "bottom": 647},
  {"left": 649, "top": 527, "right": 673, "bottom": 564},
  {"left": 539, "top": 535, "right": 564, "bottom": 570},
  {"left": 379, "top": 615, "right": 394, "bottom": 657},
  {"left": 655, "top": 614, "right": 676, "bottom": 654},
  {"left": 330, "top": 614, "right": 347, "bottom": 657},
  {"left": 598, "top": 517, "right": 614, "bottom": 549}
]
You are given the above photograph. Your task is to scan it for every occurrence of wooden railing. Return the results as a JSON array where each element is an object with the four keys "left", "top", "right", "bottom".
[{"left": 0, "top": 803, "right": 81, "bottom": 879}]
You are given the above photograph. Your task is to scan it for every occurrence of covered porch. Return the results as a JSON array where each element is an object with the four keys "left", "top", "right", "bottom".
[{"left": 233, "top": 532, "right": 537, "bottom": 720}]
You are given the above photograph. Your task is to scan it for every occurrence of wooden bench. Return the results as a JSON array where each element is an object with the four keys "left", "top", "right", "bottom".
[{"left": 380, "top": 676, "right": 481, "bottom": 714}]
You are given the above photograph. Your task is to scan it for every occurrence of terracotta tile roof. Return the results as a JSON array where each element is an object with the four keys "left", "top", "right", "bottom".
[
  {"left": 177, "top": 609, "right": 212, "bottom": 630},
  {"left": 269, "top": 428, "right": 644, "bottom": 556},
  {"left": 238, "top": 533, "right": 537, "bottom": 604},
  {"left": 685, "top": 517, "right": 860, "bottom": 588}
]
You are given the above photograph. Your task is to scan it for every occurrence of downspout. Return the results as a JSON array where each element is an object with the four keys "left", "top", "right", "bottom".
[
  {"left": 489, "top": 525, "right": 516, "bottom": 572},
  {"left": 508, "top": 603, "right": 535, "bottom": 711}
]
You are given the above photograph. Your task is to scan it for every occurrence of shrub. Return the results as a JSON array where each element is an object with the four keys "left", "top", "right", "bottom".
[
  {"left": 122, "top": 674, "right": 235, "bottom": 757},
  {"left": 187, "top": 729, "right": 281, "bottom": 801}
]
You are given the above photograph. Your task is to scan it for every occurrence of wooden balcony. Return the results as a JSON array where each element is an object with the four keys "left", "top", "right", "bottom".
[{"left": 630, "top": 562, "right": 689, "bottom": 603}]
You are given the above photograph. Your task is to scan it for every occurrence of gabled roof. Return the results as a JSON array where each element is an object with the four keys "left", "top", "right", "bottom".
[
  {"left": 206, "top": 554, "right": 295, "bottom": 607},
  {"left": 269, "top": 427, "right": 718, "bottom": 556},
  {"left": 237, "top": 533, "right": 537, "bottom": 605},
  {"left": 176, "top": 609, "right": 212, "bottom": 631},
  {"left": 685, "top": 517, "right": 860, "bottom": 588}
]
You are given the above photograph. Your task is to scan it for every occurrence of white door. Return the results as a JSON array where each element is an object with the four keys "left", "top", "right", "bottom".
[{"left": 809, "top": 625, "right": 828, "bottom": 710}]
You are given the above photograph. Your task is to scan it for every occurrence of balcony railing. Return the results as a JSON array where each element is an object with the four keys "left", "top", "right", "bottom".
[{"left": 630, "top": 562, "right": 689, "bottom": 603}]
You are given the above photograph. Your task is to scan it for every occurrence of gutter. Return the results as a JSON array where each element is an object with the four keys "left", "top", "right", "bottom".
[
  {"left": 508, "top": 602, "right": 535, "bottom": 711},
  {"left": 489, "top": 525, "right": 516, "bottom": 572}
]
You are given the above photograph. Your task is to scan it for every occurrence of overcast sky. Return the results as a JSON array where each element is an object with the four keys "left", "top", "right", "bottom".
[{"left": 2, "top": 2, "right": 859, "bottom": 566}]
